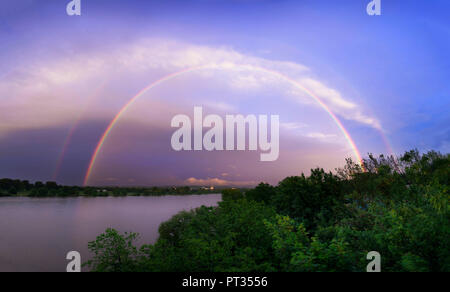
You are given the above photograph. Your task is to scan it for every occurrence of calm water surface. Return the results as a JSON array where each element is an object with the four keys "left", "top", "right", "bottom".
[{"left": 0, "top": 194, "right": 221, "bottom": 272}]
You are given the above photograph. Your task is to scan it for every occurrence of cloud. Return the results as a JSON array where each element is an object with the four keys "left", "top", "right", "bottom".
[
  {"left": 184, "top": 177, "right": 257, "bottom": 187},
  {"left": 294, "top": 78, "right": 382, "bottom": 129},
  {"left": 202, "top": 101, "right": 237, "bottom": 112},
  {"left": 0, "top": 38, "right": 381, "bottom": 137},
  {"left": 305, "top": 132, "right": 338, "bottom": 140},
  {"left": 281, "top": 122, "right": 309, "bottom": 131}
]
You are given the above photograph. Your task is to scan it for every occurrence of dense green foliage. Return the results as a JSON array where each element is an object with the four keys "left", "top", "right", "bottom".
[
  {"left": 83, "top": 229, "right": 141, "bottom": 272},
  {"left": 0, "top": 180, "right": 219, "bottom": 197},
  {"left": 85, "top": 150, "right": 449, "bottom": 272}
]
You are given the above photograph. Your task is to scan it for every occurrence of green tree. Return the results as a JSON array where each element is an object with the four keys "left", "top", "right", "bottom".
[
  {"left": 141, "top": 199, "right": 276, "bottom": 272},
  {"left": 84, "top": 228, "right": 141, "bottom": 272},
  {"left": 273, "top": 169, "right": 345, "bottom": 229},
  {"left": 245, "top": 183, "right": 276, "bottom": 204},
  {"left": 221, "top": 188, "right": 244, "bottom": 201}
]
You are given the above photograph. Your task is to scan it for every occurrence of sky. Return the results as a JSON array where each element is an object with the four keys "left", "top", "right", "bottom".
[{"left": 0, "top": 0, "right": 449, "bottom": 186}]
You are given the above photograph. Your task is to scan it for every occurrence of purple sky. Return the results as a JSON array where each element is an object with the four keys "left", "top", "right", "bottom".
[{"left": 0, "top": 0, "right": 448, "bottom": 186}]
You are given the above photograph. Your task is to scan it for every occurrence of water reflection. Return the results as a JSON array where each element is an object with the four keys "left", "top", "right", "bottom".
[{"left": 0, "top": 195, "right": 221, "bottom": 272}]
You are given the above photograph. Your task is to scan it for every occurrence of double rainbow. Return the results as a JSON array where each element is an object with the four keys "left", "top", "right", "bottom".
[{"left": 83, "top": 64, "right": 374, "bottom": 186}]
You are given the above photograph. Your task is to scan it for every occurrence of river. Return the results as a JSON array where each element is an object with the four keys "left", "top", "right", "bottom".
[{"left": 0, "top": 194, "right": 222, "bottom": 272}]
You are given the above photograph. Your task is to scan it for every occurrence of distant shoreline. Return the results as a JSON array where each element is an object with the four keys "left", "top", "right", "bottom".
[
  {"left": 0, "top": 192, "right": 223, "bottom": 198},
  {"left": 0, "top": 178, "right": 242, "bottom": 198}
]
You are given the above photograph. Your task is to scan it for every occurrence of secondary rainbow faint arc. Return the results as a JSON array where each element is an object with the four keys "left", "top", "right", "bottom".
[
  {"left": 52, "top": 82, "right": 107, "bottom": 181},
  {"left": 84, "top": 64, "right": 365, "bottom": 186}
]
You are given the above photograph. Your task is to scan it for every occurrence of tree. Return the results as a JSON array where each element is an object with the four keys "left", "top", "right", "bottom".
[
  {"left": 245, "top": 183, "right": 276, "bottom": 204},
  {"left": 141, "top": 199, "right": 277, "bottom": 272},
  {"left": 265, "top": 215, "right": 356, "bottom": 272},
  {"left": 30, "top": 187, "right": 48, "bottom": 197},
  {"left": 221, "top": 188, "right": 244, "bottom": 201},
  {"left": 8, "top": 186, "right": 18, "bottom": 195},
  {"left": 84, "top": 228, "right": 141, "bottom": 272},
  {"left": 45, "top": 181, "right": 58, "bottom": 189},
  {"left": 272, "top": 169, "right": 345, "bottom": 229}
]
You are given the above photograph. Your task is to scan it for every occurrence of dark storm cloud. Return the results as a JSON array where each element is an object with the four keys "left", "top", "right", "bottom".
[{"left": 0, "top": 120, "right": 110, "bottom": 185}]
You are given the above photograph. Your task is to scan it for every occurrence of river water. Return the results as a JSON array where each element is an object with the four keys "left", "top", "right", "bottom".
[{"left": 0, "top": 195, "right": 221, "bottom": 272}]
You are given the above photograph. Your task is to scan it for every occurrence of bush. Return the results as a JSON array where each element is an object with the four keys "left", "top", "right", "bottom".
[
  {"left": 84, "top": 228, "right": 141, "bottom": 272},
  {"left": 245, "top": 183, "right": 276, "bottom": 204},
  {"left": 221, "top": 188, "right": 244, "bottom": 201}
]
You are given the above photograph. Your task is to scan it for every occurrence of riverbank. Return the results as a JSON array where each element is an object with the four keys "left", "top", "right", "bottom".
[
  {"left": 0, "top": 179, "right": 236, "bottom": 198},
  {"left": 0, "top": 189, "right": 223, "bottom": 198}
]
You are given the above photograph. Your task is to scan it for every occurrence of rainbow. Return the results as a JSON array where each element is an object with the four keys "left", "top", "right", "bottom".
[
  {"left": 52, "top": 82, "right": 107, "bottom": 181},
  {"left": 84, "top": 64, "right": 373, "bottom": 186}
]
